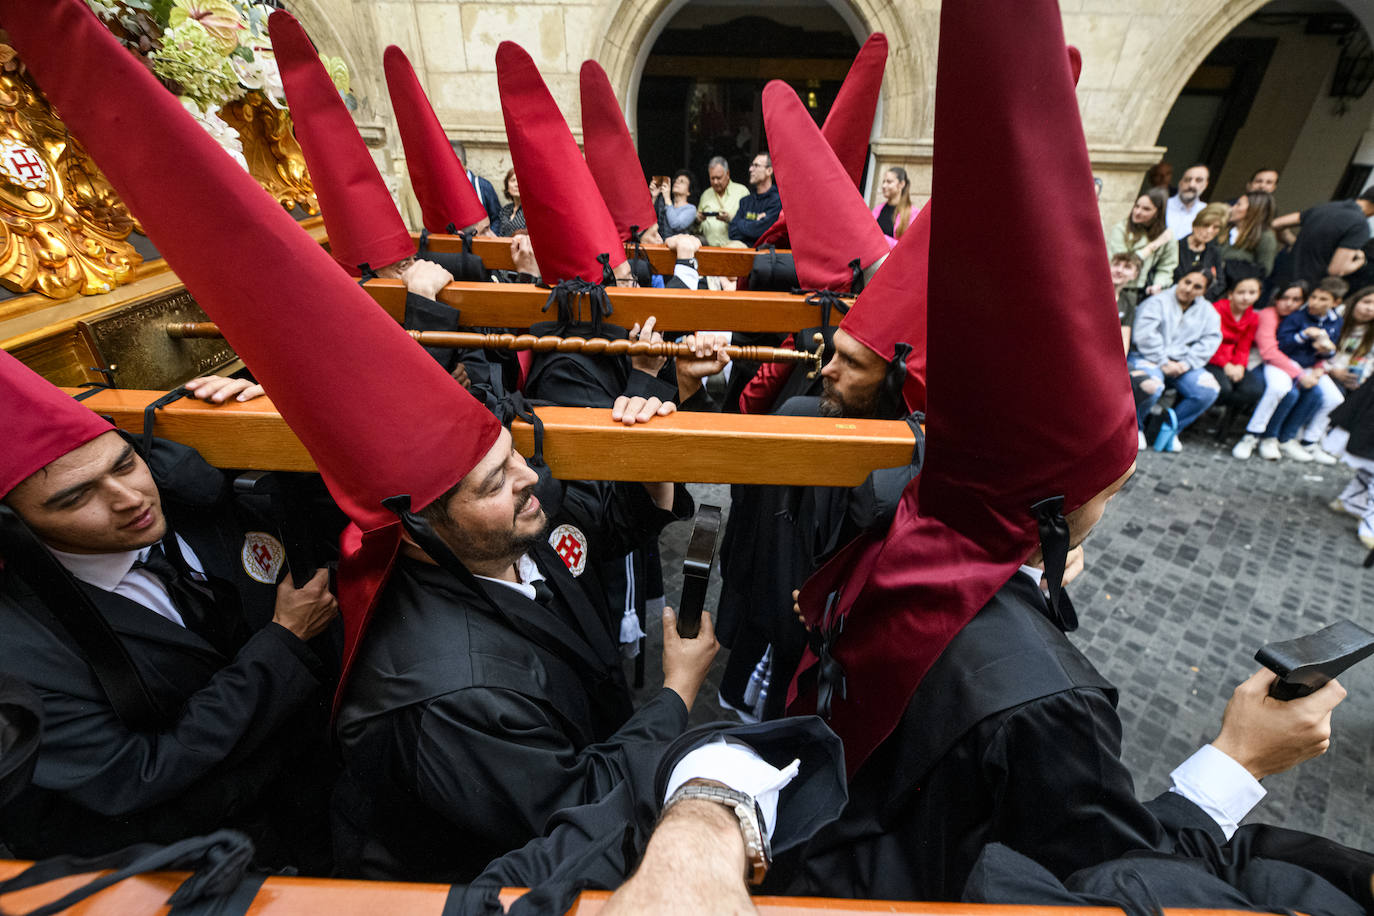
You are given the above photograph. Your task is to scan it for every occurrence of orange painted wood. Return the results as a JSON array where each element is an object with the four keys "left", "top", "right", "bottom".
[
  {"left": 65, "top": 389, "right": 915, "bottom": 487},
  {"left": 417, "top": 232, "right": 766, "bottom": 278},
  {"left": 362, "top": 279, "right": 825, "bottom": 334},
  {"left": 0, "top": 862, "right": 1259, "bottom": 915}
]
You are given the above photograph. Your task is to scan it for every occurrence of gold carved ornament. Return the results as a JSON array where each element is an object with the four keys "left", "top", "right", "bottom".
[
  {"left": 0, "top": 45, "right": 318, "bottom": 303},
  {"left": 217, "top": 91, "right": 318, "bottom": 215},
  {"left": 0, "top": 50, "right": 143, "bottom": 300}
]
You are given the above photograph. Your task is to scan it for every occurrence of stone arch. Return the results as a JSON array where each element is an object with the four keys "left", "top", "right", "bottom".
[
  {"left": 591, "top": 0, "right": 929, "bottom": 147},
  {"left": 1126, "top": 0, "right": 1374, "bottom": 150}
]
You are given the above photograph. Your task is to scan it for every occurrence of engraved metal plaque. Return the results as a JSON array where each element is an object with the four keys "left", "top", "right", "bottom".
[{"left": 78, "top": 290, "right": 238, "bottom": 389}]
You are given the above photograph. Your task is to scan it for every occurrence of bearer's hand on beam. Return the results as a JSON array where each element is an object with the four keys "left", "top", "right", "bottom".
[
  {"left": 399, "top": 259, "right": 454, "bottom": 301},
  {"left": 665, "top": 233, "right": 702, "bottom": 260},
  {"left": 183, "top": 375, "right": 264, "bottom": 404},
  {"left": 510, "top": 233, "right": 540, "bottom": 277},
  {"left": 629, "top": 316, "right": 669, "bottom": 375},
  {"left": 1211, "top": 668, "right": 1347, "bottom": 780},
  {"left": 611, "top": 395, "right": 676, "bottom": 426}
]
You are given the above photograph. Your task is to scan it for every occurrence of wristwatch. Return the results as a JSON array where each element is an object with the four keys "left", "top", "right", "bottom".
[
  {"left": 663, "top": 783, "right": 771, "bottom": 884},
  {"left": 675, "top": 257, "right": 698, "bottom": 270}
]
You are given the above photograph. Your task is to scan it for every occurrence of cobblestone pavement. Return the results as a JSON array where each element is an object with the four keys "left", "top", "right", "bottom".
[{"left": 636, "top": 425, "right": 1374, "bottom": 851}]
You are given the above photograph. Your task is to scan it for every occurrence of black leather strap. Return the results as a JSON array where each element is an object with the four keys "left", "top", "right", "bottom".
[{"left": 141, "top": 387, "right": 190, "bottom": 457}]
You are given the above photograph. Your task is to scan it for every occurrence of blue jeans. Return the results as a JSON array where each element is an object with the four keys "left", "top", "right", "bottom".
[
  {"left": 1128, "top": 355, "right": 1220, "bottom": 431},
  {"left": 1277, "top": 384, "right": 1324, "bottom": 442}
]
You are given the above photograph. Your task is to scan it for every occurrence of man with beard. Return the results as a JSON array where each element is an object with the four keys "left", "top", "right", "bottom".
[{"left": 713, "top": 90, "right": 925, "bottom": 718}]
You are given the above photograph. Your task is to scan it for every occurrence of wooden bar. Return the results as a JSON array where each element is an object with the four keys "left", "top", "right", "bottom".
[
  {"left": 418, "top": 232, "right": 767, "bottom": 279},
  {"left": 364, "top": 279, "right": 824, "bottom": 334},
  {"left": 0, "top": 861, "right": 1254, "bottom": 915},
  {"left": 67, "top": 389, "right": 915, "bottom": 487}
]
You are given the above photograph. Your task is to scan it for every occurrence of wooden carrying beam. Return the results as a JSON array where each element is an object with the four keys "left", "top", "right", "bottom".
[
  {"left": 67, "top": 389, "right": 914, "bottom": 487},
  {"left": 363, "top": 279, "right": 824, "bottom": 334},
  {"left": 417, "top": 232, "right": 767, "bottom": 279},
  {"left": 0, "top": 861, "right": 1254, "bottom": 916}
]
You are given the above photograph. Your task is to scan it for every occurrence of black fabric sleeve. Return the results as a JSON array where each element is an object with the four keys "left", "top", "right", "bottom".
[
  {"left": 412, "top": 686, "right": 687, "bottom": 866},
  {"left": 979, "top": 688, "right": 1167, "bottom": 880},
  {"left": 24, "top": 624, "right": 321, "bottom": 816}
]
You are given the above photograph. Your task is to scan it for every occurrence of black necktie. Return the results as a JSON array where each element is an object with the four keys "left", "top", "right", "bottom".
[
  {"left": 530, "top": 577, "right": 554, "bottom": 607},
  {"left": 134, "top": 542, "right": 244, "bottom": 655}
]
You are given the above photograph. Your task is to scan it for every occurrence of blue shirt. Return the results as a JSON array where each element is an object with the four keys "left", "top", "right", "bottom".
[{"left": 1276, "top": 307, "right": 1342, "bottom": 368}]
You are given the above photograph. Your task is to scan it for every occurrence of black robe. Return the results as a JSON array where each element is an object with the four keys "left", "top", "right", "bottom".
[
  {"left": 0, "top": 441, "right": 336, "bottom": 866},
  {"left": 717, "top": 395, "right": 922, "bottom": 718},
  {"left": 332, "top": 480, "right": 692, "bottom": 882},
  {"left": 771, "top": 571, "right": 1167, "bottom": 901}
]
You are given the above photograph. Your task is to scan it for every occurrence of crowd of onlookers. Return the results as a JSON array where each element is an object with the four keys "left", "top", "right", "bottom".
[
  {"left": 469, "top": 147, "right": 920, "bottom": 252},
  {"left": 1110, "top": 163, "right": 1374, "bottom": 550}
]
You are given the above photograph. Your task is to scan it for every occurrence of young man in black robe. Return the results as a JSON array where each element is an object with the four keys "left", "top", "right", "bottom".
[{"left": 0, "top": 353, "right": 339, "bottom": 866}]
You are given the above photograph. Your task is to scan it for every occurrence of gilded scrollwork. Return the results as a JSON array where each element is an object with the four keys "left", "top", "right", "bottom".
[
  {"left": 0, "top": 53, "right": 142, "bottom": 300},
  {"left": 218, "top": 92, "right": 319, "bottom": 215}
]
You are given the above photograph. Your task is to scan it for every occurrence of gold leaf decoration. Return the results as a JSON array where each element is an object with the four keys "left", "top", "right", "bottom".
[
  {"left": 218, "top": 90, "right": 318, "bottom": 215},
  {"left": 0, "top": 54, "right": 141, "bottom": 300}
]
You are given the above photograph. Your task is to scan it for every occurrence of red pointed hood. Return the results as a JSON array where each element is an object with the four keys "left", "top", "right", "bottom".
[
  {"left": 838, "top": 203, "right": 929, "bottom": 412},
  {"left": 580, "top": 60, "right": 656, "bottom": 242},
  {"left": 0, "top": 351, "right": 114, "bottom": 499},
  {"left": 271, "top": 11, "right": 414, "bottom": 275},
  {"left": 4, "top": 0, "right": 502, "bottom": 701},
  {"left": 789, "top": 0, "right": 1135, "bottom": 776},
  {"left": 497, "top": 42, "right": 624, "bottom": 282},
  {"left": 757, "top": 32, "right": 887, "bottom": 248},
  {"left": 384, "top": 45, "right": 489, "bottom": 234},
  {"left": 764, "top": 80, "right": 888, "bottom": 291}
]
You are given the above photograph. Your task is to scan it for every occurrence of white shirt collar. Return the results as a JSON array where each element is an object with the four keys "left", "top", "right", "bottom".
[
  {"left": 47, "top": 543, "right": 150, "bottom": 592},
  {"left": 472, "top": 553, "right": 547, "bottom": 601}
]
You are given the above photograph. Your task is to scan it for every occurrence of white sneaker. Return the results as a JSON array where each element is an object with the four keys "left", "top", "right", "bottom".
[
  {"left": 1167, "top": 436, "right": 1183, "bottom": 453},
  {"left": 1138, "top": 430, "right": 1146, "bottom": 451},
  {"left": 1258, "top": 437, "right": 1281, "bottom": 461},
  {"left": 1231, "top": 434, "right": 1258, "bottom": 460},
  {"left": 1279, "top": 439, "right": 1314, "bottom": 462},
  {"left": 1307, "top": 444, "right": 1338, "bottom": 465}
]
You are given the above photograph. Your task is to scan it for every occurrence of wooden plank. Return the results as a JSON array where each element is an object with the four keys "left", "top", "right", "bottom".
[
  {"left": 0, "top": 862, "right": 1250, "bottom": 915},
  {"left": 66, "top": 389, "right": 914, "bottom": 487},
  {"left": 418, "top": 232, "right": 767, "bottom": 279},
  {"left": 363, "top": 279, "right": 823, "bottom": 334}
]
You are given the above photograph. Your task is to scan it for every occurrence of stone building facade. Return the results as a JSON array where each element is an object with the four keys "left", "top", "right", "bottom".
[{"left": 285, "top": 0, "right": 1374, "bottom": 232}]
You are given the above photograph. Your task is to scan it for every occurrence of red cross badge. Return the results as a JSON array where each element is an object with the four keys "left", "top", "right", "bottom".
[
  {"left": 240, "top": 531, "right": 285, "bottom": 584},
  {"left": 549, "top": 524, "right": 588, "bottom": 577},
  {"left": 0, "top": 141, "right": 49, "bottom": 190}
]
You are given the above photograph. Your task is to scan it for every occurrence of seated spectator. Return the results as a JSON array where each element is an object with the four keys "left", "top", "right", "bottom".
[
  {"left": 1129, "top": 270, "right": 1222, "bottom": 451},
  {"left": 1165, "top": 164, "right": 1209, "bottom": 239},
  {"left": 655, "top": 169, "right": 698, "bottom": 237},
  {"left": 1220, "top": 190, "right": 1277, "bottom": 289},
  {"left": 1233, "top": 280, "right": 1310, "bottom": 459},
  {"left": 1108, "top": 187, "right": 1177, "bottom": 311},
  {"left": 1175, "top": 202, "right": 1228, "bottom": 298},
  {"left": 1329, "top": 285, "right": 1374, "bottom": 393},
  {"left": 1205, "top": 275, "right": 1264, "bottom": 414},
  {"left": 697, "top": 156, "right": 749, "bottom": 248},
  {"left": 1257, "top": 277, "right": 1346, "bottom": 463},
  {"left": 493, "top": 168, "right": 526, "bottom": 237},
  {"left": 1324, "top": 375, "right": 1374, "bottom": 549},
  {"left": 1111, "top": 251, "right": 1143, "bottom": 330},
  {"left": 872, "top": 166, "right": 914, "bottom": 245},
  {"left": 728, "top": 152, "right": 781, "bottom": 247}
]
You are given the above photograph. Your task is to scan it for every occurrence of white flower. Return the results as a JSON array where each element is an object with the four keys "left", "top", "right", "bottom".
[{"left": 180, "top": 97, "right": 250, "bottom": 172}]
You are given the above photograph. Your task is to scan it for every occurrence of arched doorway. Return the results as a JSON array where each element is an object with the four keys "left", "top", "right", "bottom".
[
  {"left": 1151, "top": 0, "right": 1374, "bottom": 209},
  {"left": 633, "top": 1, "right": 863, "bottom": 180}
]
